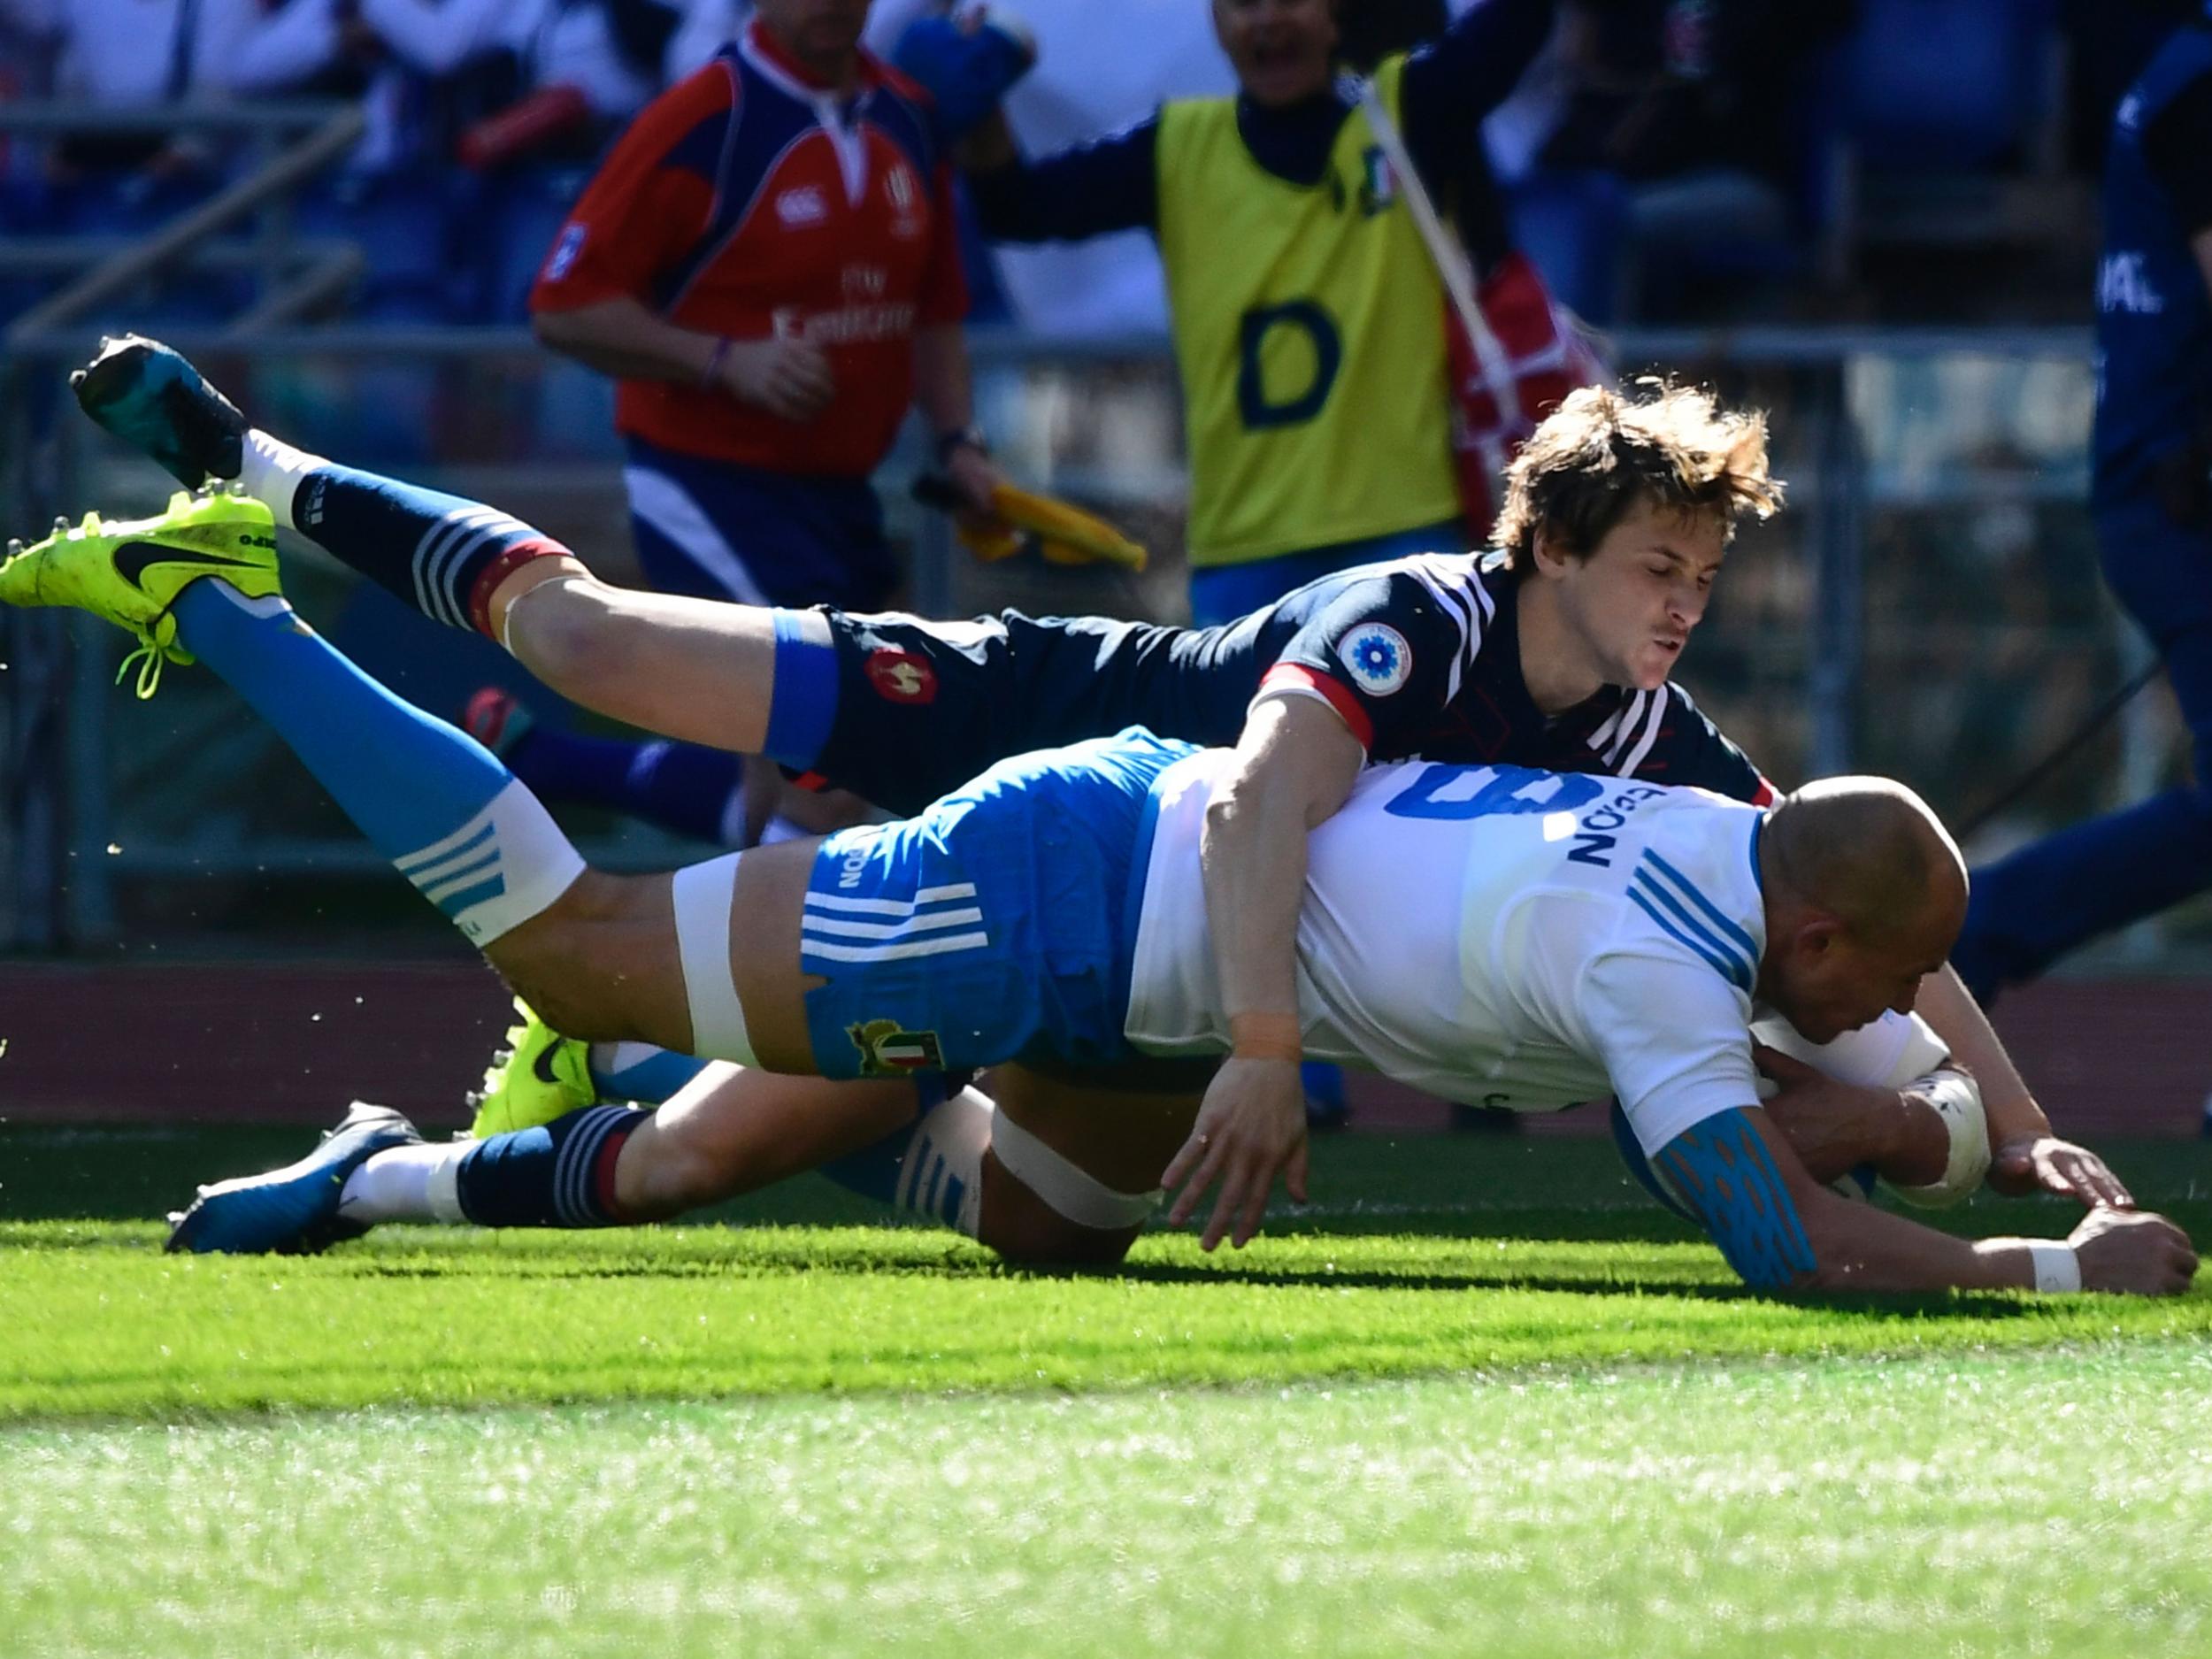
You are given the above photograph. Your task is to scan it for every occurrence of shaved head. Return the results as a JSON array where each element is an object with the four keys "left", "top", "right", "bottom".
[
  {"left": 1763, "top": 776, "right": 1967, "bottom": 946},
  {"left": 1754, "top": 776, "right": 1966, "bottom": 1044}
]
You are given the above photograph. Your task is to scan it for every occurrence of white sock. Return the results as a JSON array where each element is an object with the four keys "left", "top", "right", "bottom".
[
  {"left": 240, "top": 429, "right": 326, "bottom": 532},
  {"left": 591, "top": 1040, "right": 662, "bottom": 1080},
  {"left": 394, "top": 778, "right": 588, "bottom": 946},
  {"left": 338, "top": 1142, "right": 469, "bottom": 1224},
  {"left": 892, "top": 1087, "right": 992, "bottom": 1237}
]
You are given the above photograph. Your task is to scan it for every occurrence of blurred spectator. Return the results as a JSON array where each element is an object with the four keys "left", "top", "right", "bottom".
[
  {"left": 671, "top": 0, "right": 746, "bottom": 75},
  {"left": 232, "top": 0, "right": 723, "bottom": 320},
  {"left": 964, "top": 0, "right": 1551, "bottom": 623},
  {"left": 497, "top": 0, "right": 1011, "bottom": 845},
  {"left": 235, "top": 0, "right": 703, "bottom": 173},
  {"left": 2062, "top": 0, "right": 2197, "bottom": 168},
  {"left": 1536, "top": 1, "right": 1848, "bottom": 184},
  {"left": 0, "top": 0, "right": 260, "bottom": 194},
  {"left": 1338, "top": 0, "right": 1448, "bottom": 66},
  {"left": 1509, "top": 0, "right": 1853, "bottom": 319},
  {"left": 956, "top": 0, "right": 1233, "bottom": 339}
]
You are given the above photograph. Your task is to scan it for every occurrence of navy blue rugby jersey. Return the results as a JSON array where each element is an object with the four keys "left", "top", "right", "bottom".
[{"left": 994, "top": 549, "right": 1774, "bottom": 805}]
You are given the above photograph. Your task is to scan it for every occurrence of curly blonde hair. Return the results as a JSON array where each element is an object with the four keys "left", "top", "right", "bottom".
[{"left": 1490, "top": 380, "right": 1784, "bottom": 572}]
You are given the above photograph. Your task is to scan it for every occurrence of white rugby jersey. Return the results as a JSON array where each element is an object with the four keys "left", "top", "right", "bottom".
[{"left": 1124, "top": 752, "right": 1941, "bottom": 1156}]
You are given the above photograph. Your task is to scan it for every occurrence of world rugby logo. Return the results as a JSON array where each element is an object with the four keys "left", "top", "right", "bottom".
[{"left": 1337, "top": 623, "right": 1410, "bottom": 695}]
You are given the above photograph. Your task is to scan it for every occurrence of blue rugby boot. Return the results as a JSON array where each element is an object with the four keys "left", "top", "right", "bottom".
[
  {"left": 72, "top": 333, "right": 249, "bottom": 487},
  {"left": 165, "top": 1102, "right": 423, "bottom": 1255}
]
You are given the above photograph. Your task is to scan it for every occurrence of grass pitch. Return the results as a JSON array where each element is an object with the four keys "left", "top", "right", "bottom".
[{"left": 4, "top": 1127, "right": 2211, "bottom": 1657}]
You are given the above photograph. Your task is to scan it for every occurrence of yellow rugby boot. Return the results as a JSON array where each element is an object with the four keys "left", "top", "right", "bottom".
[
  {"left": 0, "top": 488, "right": 280, "bottom": 696},
  {"left": 467, "top": 998, "right": 595, "bottom": 1140}
]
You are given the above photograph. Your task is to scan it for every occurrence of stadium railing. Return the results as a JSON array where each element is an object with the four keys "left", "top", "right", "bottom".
[
  {"left": 0, "top": 325, "right": 2168, "bottom": 964},
  {"left": 0, "top": 101, "right": 368, "bottom": 338}
]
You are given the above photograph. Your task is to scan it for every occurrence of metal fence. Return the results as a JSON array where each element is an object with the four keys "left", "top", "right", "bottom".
[{"left": 0, "top": 324, "right": 2174, "bottom": 962}]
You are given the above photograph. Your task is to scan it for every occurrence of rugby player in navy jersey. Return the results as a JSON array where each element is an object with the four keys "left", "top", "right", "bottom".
[{"left": 65, "top": 341, "right": 2130, "bottom": 1258}]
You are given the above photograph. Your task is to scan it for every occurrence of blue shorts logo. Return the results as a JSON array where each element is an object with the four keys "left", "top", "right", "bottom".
[
  {"left": 849, "top": 1018, "right": 946, "bottom": 1077},
  {"left": 1337, "top": 623, "right": 1411, "bottom": 695}
]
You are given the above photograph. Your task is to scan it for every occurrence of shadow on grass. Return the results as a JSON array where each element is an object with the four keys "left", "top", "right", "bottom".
[
  {"left": 1038, "top": 1256, "right": 2041, "bottom": 1319},
  {"left": 323, "top": 1238, "right": 2044, "bottom": 1322}
]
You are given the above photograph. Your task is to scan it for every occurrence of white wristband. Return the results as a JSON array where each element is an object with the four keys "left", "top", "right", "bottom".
[{"left": 2027, "top": 1241, "right": 2083, "bottom": 1294}]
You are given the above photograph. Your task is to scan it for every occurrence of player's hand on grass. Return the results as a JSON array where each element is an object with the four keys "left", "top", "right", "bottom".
[
  {"left": 1752, "top": 1043, "right": 1902, "bottom": 1184},
  {"left": 715, "top": 337, "right": 835, "bottom": 420},
  {"left": 1163, "top": 1056, "right": 1310, "bottom": 1251},
  {"left": 1988, "top": 1134, "right": 2135, "bottom": 1209},
  {"left": 2070, "top": 1205, "right": 2196, "bottom": 1294}
]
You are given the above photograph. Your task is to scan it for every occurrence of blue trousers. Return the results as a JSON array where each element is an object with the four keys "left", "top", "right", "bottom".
[{"left": 1950, "top": 494, "right": 2212, "bottom": 998}]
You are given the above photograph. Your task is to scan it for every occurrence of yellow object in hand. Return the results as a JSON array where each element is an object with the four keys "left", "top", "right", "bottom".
[{"left": 926, "top": 474, "right": 1148, "bottom": 572}]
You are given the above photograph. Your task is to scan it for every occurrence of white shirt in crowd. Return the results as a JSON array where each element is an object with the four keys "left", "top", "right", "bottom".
[
  {"left": 223, "top": 0, "right": 733, "bottom": 174},
  {"left": 0, "top": 0, "right": 262, "bottom": 103}
]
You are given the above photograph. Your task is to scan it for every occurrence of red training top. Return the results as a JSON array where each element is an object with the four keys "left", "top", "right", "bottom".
[{"left": 530, "top": 19, "right": 967, "bottom": 478}]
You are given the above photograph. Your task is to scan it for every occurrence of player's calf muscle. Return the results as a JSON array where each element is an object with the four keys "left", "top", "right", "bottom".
[
  {"left": 977, "top": 1153, "right": 1141, "bottom": 1267},
  {"left": 618, "top": 1071, "right": 921, "bottom": 1216}
]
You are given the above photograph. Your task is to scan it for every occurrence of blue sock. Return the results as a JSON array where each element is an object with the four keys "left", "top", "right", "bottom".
[
  {"left": 456, "top": 1104, "right": 648, "bottom": 1226},
  {"left": 588, "top": 1041, "right": 711, "bottom": 1105},
  {"left": 511, "top": 727, "right": 749, "bottom": 846},
  {"left": 283, "top": 459, "right": 565, "bottom": 634},
  {"left": 170, "top": 581, "right": 583, "bottom": 941}
]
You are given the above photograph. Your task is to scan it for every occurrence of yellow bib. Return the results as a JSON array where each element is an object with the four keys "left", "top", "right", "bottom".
[{"left": 1155, "top": 58, "right": 1461, "bottom": 569}]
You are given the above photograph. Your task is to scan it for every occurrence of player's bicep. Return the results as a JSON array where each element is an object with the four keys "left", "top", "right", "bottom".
[
  {"left": 1651, "top": 1108, "right": 1818, "bottom": 1291},
  {"left": 1225, "top": 695, "right": 1365, "bottom": 825}
]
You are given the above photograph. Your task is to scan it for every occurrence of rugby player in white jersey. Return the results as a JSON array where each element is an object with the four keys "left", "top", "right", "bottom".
[
  {"left": 1, "top": 493, "right": 2185, "bottom": 1289},
  {"left": 63, "top": 338, "right": 2131, "bottom": 1263}
]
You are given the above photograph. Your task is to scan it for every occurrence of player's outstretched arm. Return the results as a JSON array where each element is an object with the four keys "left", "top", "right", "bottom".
[
  {"left": 1913, "top": 964, "right": 2133, "bottom": 1208},
  {"left": 1655, "top": 1108, "right": 2197, "bottom": 1296},
  {"left": 1163, "top": 695, "right": 1365, "bottom": 1250}
]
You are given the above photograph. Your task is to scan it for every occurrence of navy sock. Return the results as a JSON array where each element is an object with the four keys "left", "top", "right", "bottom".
[
  {"left": 287, "top": 462, "right": 566, "bottom": 635},
  {"left": 511, "top": 727, "right": 748, "bottom": 846},
  {"left": 456, "top": 1104, "right": 648, "bottom": 1227}
]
